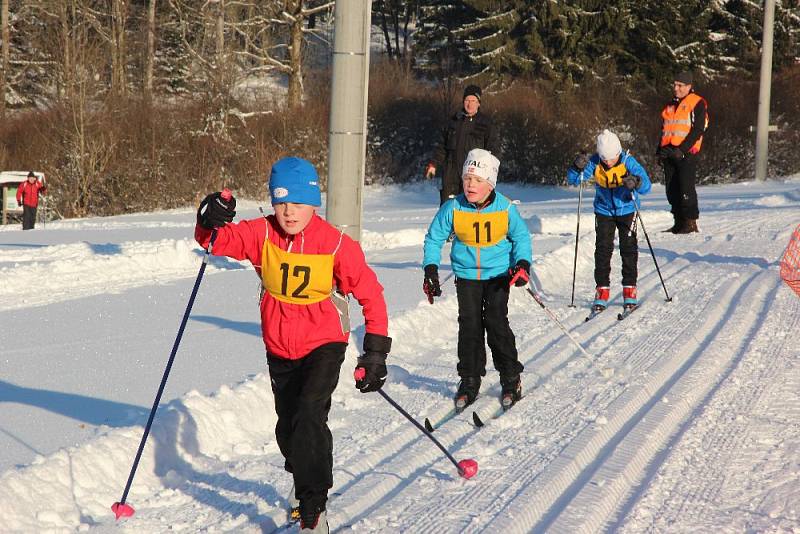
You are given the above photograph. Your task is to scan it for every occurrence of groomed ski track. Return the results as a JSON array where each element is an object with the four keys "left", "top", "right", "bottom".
[{"left": 1, "top": 183, "right": 798, "bottom": 532}]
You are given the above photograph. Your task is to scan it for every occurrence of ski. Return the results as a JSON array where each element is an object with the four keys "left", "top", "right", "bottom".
[
  {"left": 585, "top": 306, "right": 607, "bottom": 322},
  {"left": 472, "top": 396, "right": 521, "bottom": 427},
  {"left": 423, "top": 407, "right": 459, "bottom": 433},
  {"left": 617, "top": 304, "right": 640, "bottom": 321}
]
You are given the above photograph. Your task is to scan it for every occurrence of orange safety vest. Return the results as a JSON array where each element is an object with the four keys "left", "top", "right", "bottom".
[{"left": 660, "top": 93, "right": 708, "bottom": 154}]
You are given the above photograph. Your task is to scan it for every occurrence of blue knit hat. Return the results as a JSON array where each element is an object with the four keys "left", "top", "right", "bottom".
[{"left": 269, "top": 157, "right": 321, "bottom": 207}]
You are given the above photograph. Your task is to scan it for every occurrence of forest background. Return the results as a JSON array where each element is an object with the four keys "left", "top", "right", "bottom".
[{"left": 0, "top": 0, "right": 799, "bottom": 219}]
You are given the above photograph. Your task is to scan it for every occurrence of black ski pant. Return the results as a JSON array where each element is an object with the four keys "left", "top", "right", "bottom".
[
  {"left": 267, "top": 342, "right": 346, "bottom": 513},
  {"left": 22, "top": 205, "right": 37, "bottom": 230},
  {"left": 594, "top": 213, "right": 638, "bottom": 287},
  {"left": 455, "top": 276, "right": 523, "bottom": 380},
  {"left": 663, "top": 155, "right": 699, "bottom": 220}
]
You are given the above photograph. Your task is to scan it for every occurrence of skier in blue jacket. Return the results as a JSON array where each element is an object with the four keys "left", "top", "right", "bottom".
[
  {"left": 423, "top": 148, "right": 532, "bottom": 411},
  {"left": 567, "top": 129, "right": 652, "bottom": 312}
]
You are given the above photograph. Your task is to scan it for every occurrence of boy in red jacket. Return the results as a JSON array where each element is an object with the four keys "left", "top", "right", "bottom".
[
  {"left": 16, "top": 171, "right": 47, "bottom": 230},
  {"left": 195, "top": 157, "right": 391, "bottom": 533}
]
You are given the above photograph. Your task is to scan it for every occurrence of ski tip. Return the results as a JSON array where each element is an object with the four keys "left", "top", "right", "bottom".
[
  {"left": 472, "top": 411, "right": 485, "bottom": 427},
  {"left": 617, "top": 313, "right": 624, "bottom": 320},
  {"left": 112, "top": 502, "right": 135, "bottom": 520},
  {"left": 457, "top": 458, "right": 479, "bottom": 479},
  {"left": 424, "top": 418, "right": 434, "bottom": 433}
]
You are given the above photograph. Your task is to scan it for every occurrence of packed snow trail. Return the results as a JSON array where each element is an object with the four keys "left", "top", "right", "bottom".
[{"left": 0, "top": 181, "right": 799, "bottom": 532}]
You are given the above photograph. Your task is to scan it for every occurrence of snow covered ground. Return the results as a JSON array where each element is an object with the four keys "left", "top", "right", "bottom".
[{"left": 1, "top": 178, "right": 799, "bottom": 533}]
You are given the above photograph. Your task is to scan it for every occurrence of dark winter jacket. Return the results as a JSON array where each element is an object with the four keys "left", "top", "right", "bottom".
[{"left": 431, "top": 110, "right": 498, "bottom": 198}]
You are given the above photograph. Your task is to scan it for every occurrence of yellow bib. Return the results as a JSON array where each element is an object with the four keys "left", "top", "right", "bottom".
[
  {"left": 261, "top": 239, "right": 334, "bottom": 304},
  {"left": 593, "top": 161, "right": 628, "bottom": 189},
  {"left": 453, "top": 209, "right": 509, "bottom": 247}
]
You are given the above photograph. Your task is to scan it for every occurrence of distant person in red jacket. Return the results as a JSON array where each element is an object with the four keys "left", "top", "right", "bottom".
[
  {"left": 194, "top": 157, "right": 391, "bottom": 533},
  {"left": 16, "top": 171, "right": 47, "bottom": 230}
]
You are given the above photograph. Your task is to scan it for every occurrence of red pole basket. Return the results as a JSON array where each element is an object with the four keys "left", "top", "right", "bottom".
[{"left": 780, "top": 224, "right": 800, "bottom": 298}]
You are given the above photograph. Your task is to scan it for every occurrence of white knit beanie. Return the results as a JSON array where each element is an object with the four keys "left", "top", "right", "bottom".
[
  {"left": 597, "top": 129, "right": 622, "bottom": 161},
  {"left": 462, "top": 148, "right": 500, "bottom": 188}
]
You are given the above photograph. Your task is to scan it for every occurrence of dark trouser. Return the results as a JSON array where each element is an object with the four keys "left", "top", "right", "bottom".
[
  {"left": 456, "top": 276, "right": 523, "bottom": 380},
  {"left": 22, "top": 205, "right": 37, "bottom": 230},
  {"left": 663, "top": 155, "right": 699, "bottom": 220},
  {"left": 267, "top": 342, "right": 346, "bottom": 513},
  {"left": 594, "top": 213, "right": 638, "bottom": 287}
]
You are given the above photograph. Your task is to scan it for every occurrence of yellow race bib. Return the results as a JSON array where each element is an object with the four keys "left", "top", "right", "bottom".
[
  {"left": 453, "top": 209, "right": 509, "bottom": 247},
  {"left": 593, "top": 161, "right": 628, "bottom": 189},
  {"left": 261, "top": 240, "right": 334, "bottom": 304}
]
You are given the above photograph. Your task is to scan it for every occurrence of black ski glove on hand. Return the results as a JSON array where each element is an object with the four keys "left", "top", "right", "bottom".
[
  {"left": 509, "top": 259, "right": 531, "bottom": 287},
  {"left": 197, "top": 191, "right": 236, "bottom": 230},
  {"left": 623, "top": 175, "right": 642, "bottom": 190},
  {"left": 668, "top": 147, "right": 684, "bottom": 162},
  {"left": 355, "top": 333, "right": 392, "bottom": 393},
  {"left": 572, "top": 153, "right": 590, "bottom": 171},
  {"left": 423, "top": 264, "right": 442, "bottom": 303}
]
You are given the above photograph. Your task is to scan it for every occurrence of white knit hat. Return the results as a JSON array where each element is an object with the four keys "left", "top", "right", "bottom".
[
  {"left": 462, "top": 148, "right": 500, "bottom": 188},
  {"left": 596, "top": 129, "right": 622, "bottom": 161}
]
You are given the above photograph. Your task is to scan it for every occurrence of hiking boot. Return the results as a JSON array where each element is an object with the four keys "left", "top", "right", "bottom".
[
  {"left": 674, "top": 218, "right": 699, "bottom": 234},
  {"left": 454, "top": 377, "right": 480, "bottom": 412},
  {"left": 500, "top": 375, "right": 522, "bottom": 410},
  {"left": 622, "top": 285, "right": 638, "bottom": 310},
  {"left": 300, "top": 510, "right": 328, "bottom": 533},
  {"left": 663, "top": 215, "right": 682, "bottom": 233},
  {"left": 593, "top": 286, "right": 610, "bottom": 310}
]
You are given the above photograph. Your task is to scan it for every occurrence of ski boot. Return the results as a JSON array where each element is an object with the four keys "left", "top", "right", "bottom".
[
  {"left": 288, "top": 483, "right": 300, "bottom": 523},
  {"left": 592, "top": 286, "right": 610, "bottom": 312},
  {"left": 300, "top": 502, "right": 328, "bottom": 534},
  {"left": 622, "top": 285, "right": 638, "bottom": 312},
  {"left": 454, "top": 377, "right": 480, "bottom": 412},
  {"left": 500, "top": 375, "right": 522, "bottom": 411}
]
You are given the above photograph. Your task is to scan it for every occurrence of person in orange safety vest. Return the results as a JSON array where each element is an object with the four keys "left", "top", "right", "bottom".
[{"left": 657, "top": 71, "right": 708, "bottom": 234}]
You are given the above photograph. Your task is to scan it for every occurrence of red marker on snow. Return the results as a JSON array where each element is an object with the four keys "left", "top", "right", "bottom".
[
  {"left": 111, "top": 501, "right": 135, "bottom": 520},
  {"left": 457, "top": 458, "right": 479, "bottom": 479}
]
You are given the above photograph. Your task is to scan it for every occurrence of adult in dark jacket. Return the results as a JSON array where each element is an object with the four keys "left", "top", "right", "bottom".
[
  {"left": 16, "top": 171, "right": 47, "bottom": 230},
  {"left": 426, "top": 85, "right": 498, "bottom": 205},
  {"left": 657, "top": 71, "right": 708, "bottom": 234}
]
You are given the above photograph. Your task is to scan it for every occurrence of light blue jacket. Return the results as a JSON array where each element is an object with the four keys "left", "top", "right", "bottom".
[
  {"left": 566, "top": 151, "right": 652, "bottom": 217},
  {"left": 423, "top": 191, "right": 532, "bottom": 280}
]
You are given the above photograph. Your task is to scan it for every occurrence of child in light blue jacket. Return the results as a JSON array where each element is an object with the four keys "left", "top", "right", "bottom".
[
  {"left": 567, "top": 129, "right": 652, "bottom": 312},
  {"left": 423, "top": 148, "right": 532, "bottom": 411}
]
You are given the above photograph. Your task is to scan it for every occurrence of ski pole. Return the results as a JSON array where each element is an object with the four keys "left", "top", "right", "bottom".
[
  {"left": 355, "top": 370, "right": 478, "bottom": 479},
  {"left": 632, "top": 193, "right": 672, "bottom": 302},
  {"left": 569, "top": 180, "right": 584, "bottom": 307},
  {"left": 111, "top": 190, "right": 231, "bottom": 520},
  {"left": 524, "top": 283, "right": 591, "bottom": 358}
]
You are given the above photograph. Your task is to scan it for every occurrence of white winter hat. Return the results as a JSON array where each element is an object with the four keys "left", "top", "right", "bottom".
[
  {"left": 462, "top": 148, "right": 500, "bottom": 188},
  {"left": 596, "top": 129, "right": 622, "bottom": 161}
]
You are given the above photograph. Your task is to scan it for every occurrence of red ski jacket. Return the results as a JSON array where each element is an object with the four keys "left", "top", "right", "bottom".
[
  {"left": 16, "top": 180, "right": 46, "bottom": 208},
  {"left": 195, "top": 214, "right": 389, "bottom": 359}
]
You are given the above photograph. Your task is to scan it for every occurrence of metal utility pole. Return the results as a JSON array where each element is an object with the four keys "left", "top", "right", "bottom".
[
  {"left": 754, "top": 0, "right": 776, "bottom": 181},
  {"left": 326, "top": 0, "right": 371, "bottom": 241}
]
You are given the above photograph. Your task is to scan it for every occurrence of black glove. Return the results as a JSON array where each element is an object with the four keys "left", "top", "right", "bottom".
[
  {"left": 423, "top": 264, "right": 442, "bottom": 303},
  {"left": 623, "top": 174, "right": 642, "bottom": 190},
  {"left": 355, "top": 333, "right": 392, "bottom": 393},
  {"left": 572, "top": 153, "right": 590, "bottom": 171},
  {"left": 197, "top": 191, "right": 236, "bottom": 229},
  {"left": 508, "top": 259, "right": 531, "bottom": 287},
  {"left": 668, "top": 147, "right": 684, "bottom": 161}
]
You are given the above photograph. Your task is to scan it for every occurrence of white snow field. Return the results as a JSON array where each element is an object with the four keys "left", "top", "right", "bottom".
[{"left": 1, "top": 179, "right": 799, "bottom": 533}]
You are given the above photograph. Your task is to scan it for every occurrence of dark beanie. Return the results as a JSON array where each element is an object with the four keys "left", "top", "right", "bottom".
[
  {"left": 27, "top": 171, "right": 35, "bottom": 178},
  {"left": 463, "top": 85, "right": 482, "bottom": 101},
  {"left": 674, "top": 71, "right": 694, "bottom": 85}
]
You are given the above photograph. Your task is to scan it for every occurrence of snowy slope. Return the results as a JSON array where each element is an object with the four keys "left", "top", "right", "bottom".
[{"left": 1, "top": 179, "right": 799, "bottom": 533}]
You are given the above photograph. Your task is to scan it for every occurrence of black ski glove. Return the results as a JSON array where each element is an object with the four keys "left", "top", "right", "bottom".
[
  {"left": 355, "top": 333, "right": 392, "bottom": 393},
  {"left": 508, "top": 259, "right": 531, "bottom": 287},
  {"left": 572, "top": 153, "right": 590, "bottom": 172},
  {"left": 423, "top": 264, "right": 442, "bottom": 304},
  {"left": 623, "top": 174, "right": 642, "bottom": 190},
  {"left": 197, "top": 191, "right": 236, "bottom": 229},
  {"left": 668, "top": 146, "right": 684, "bottom": 162}
]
